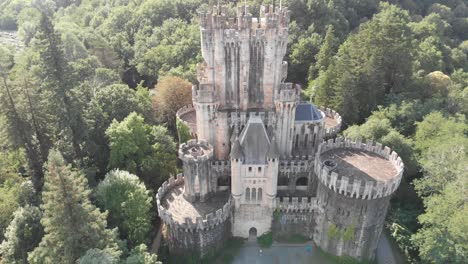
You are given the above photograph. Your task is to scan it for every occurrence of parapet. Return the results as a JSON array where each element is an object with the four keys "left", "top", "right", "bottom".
[
  {"left": 319, "top": 107, "right": 342, "bottom": 138},
  {"left": 192, "top": 84, "right": 216, "bottom": 104},
  {"left": 277, "top": 83, "right": 300, "bottom": 103},
  {"left": 156, "top": 174, "right": 233, "bottom": 232},
  {"left": 275, "top": 197, "right": 320, "bottom": 213},
  {"left": 176, "top": 104, "right": 197, "bottom": 137},
  {"left": 279, "top": 158, "right": 314, "bottom": 173},
  {"left": 199, "top": 5, "right": 289, "bottom": 32},
  {"left": 179, "top": 139, "right": 214, "bottom": 163},
  {"left": 314, "top": 138, "right": 404, "bottom": 200}
]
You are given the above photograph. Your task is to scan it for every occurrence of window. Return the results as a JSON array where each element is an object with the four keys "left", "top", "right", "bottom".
[
  {"left": 258, "top": 167, "right": 262, "bottom": 172},
  {"left": 248, "top": 167, "right": 252, "bottom": 172},
  {"left": 304, "top": 134, "right": 308, "bottom": 148},
  {"left": 296, "top": 177, "right": 308, "bottom": 186},
  {"left": 252, "top": 188, "right": 257, "bottom": 201},
  {"left": 245, "top": 188, "right": 250, "bottom": 201},
  {"left": 258, "top": 188, "right": 262, "bottom": 201}
]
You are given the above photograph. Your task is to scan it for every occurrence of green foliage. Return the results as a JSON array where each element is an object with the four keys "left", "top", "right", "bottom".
[
  {"left": 327, "top": 223, "right": 339, "bottom": 239},
  {"left": 343, "top": 222, "right": 356, "bottom": 242},
  {"left": 314, "top": 3, "right": 414, "bottom": 124},
  {"left": 257, "top": 232, "right": 273, "bottom": 248},
  {"left": 317, "top": 246, "right": 373, "bottom": 264},
  {"left": 176, "top": 118, "right": 192, "bottom": 144},
  {"left": 96, "top": 170, "right": 153, "bottom": 247},
  {"left": 78, "top": 248, "right": 118, "bottom": 264},
  {"left": 106, "top": 112, "right": 177, "bottom": 188},
  {"left": 124, "top": 244, "right": 161, "bottom": 264},
  {"left": 28, "top": 150, "right": 121, "bottom": 263},
  {"left": 412, "top": 176, "right": 467, "bottom": 263},
  {"left": 0, "top": 206, "right": 43, "bottom": 264},
  {"left": 343, "top": 116, "right": 418, "bottom": 176},
  {"left": 0, "top": 149, "right": 26, "bottom": 241},
  {"left": 84, "top": 84, "right": 154, "bottom": 175}
]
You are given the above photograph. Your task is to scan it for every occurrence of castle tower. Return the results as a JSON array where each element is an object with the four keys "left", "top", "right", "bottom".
[
  {"left": 314, "top": 138, "right": 404, "bottom": 260},
  {"left": 275, "top": 83, "right": 299, "bottom": 158},
  {"left": 265, "top": 137, "right": 279, "bottom": 207},
  {"left": 230, "top": 138, "right": 244, "bottom": 208},
  {"left": 198, "top": 5, "right": 290, "bottom": 111},
  {"left": 178, "top": 139, "right": 215, "bottom": 202}
]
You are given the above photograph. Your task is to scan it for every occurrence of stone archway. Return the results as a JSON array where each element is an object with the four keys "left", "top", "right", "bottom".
[{"left": 248, "top": 227, "right": 257, "bottom": 241}]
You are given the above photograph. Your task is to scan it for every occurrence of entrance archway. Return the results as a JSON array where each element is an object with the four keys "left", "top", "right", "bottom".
[{"left": 248, "top": 227, "right": 257, "bottom": 241}]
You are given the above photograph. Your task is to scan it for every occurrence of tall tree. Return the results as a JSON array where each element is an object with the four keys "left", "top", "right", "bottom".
[
  {"left": 314, "top": 3, "right": 414, "bottom": 124},
  {"left": 84, "top": 84, "right": 154, "bottom": 176},
  {"left": 35, "top": 12, "right": 86, "bottom": 160},
  {"left": 0, "top": 206, "right": 43, "bottom": 264},
  {"left": 313, "top": 25, "right": 336, "bottom": 77},
  {"left": 28, "top": 150, "right": 121, "bottom": 264},
  {"left": 106, "top": 113, "right": 177, "bottom": 188},
  {"left": 0, "top": 45, "right": 45, "bottom": 190},
  {"left": 96, "top": 170, "right": 153, "bottom": 247},
  {"left": 152, "top": 76, "right": 192, "bottom": 132}
]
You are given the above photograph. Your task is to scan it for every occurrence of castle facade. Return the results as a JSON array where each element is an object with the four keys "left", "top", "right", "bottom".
[{"left": 156, "top": 5, "right": 404, "bottom": 261}]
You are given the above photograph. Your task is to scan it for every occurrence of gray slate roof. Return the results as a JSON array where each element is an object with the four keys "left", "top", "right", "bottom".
[
  {"left": 295, "top": 102, "right": 323, "bottom": 122},
  {"left": 239, "top": 116, "right": 270, "bottom": 164}
]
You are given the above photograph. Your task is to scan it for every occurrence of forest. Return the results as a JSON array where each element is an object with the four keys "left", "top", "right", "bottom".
[{"left": 0, "top": 0, "right": 466, "bottom": 263}]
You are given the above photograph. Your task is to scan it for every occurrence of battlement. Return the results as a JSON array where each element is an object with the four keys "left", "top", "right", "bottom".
[
  {"left": 156, "top": 174, "right": 233, "bottom": 232},
  {"left": 275, "top": 197, "right": 320, "bottom": 213},
  {"left": 319, "top": 107, "right": 342, "bottom": 138},
  {"left": 199, "top": 5, "right": 289, "bottom": 32},
  {"left": 211, "top": 160, "right": 231, "bottom": 173},
  {"left": 279, "top": 158, "right": 313, "bottom": 173},
  {"left": 277, "top": 83, "right": 300, "bottom": 103},
  {"left": 315, "top": 138, "right": 404, "bottom": 200},
  {"left": 192, "top": 84, "right": 216, "bottom": 104},
  {"left": 179, "top": 139, "right": 214, "bottom": 163}
]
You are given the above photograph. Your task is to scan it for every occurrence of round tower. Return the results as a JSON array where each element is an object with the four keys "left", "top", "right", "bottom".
[
  {"left": 266, "top": 137, "right": 279, "bottom": 207},
  {"left": 179, "top": 139, "right": 214, "bottom": 202},
  {"left": 230, "top": 138, "right": 244, "bottom": 208},
  {"left": 314, "top": 138, "right": 404, "bottom": 261},
  {"left": 275, "top": 83, "right": 299, "bottom": 158}
]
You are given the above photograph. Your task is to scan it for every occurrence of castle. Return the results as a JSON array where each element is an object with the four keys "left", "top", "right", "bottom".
[{"left": 156, "top": 5, "right": 404, "bottom": 261}]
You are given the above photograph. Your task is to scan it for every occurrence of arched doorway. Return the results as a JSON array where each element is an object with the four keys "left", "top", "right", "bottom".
[{"left": 248, "top": 227, "right": 257, "bottom": 241}]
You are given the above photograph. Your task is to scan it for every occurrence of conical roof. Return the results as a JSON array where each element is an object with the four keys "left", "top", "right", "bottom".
[
  {"left": 230, "top": 138, "right": 244, "bottom": 159},
  {"left": 267, "top": 136, "right": 280, "bottom": 159}
]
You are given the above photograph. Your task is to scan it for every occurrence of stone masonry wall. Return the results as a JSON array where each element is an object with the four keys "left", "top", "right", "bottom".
[{"left": 156, "top": 175, "right": 233, "bottom": 257}]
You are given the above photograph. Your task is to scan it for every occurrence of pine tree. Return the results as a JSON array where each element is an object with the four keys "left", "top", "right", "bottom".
[
  {"left": 314, "top": 25, "right": 336, "bottom": 76},
  {"left": 28, "top": 150, "right": 121, "bottom": 264},
  {"left": 0, "top": 206, "right": 43, "bottom": 264},
  {"left": 35, "top": 12, "right": 86, "bottom": 160}
]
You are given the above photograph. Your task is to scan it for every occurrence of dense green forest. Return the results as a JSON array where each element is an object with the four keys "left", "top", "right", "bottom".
[{"left": 0, "top": 0, "right": 466, "bottom": 263}]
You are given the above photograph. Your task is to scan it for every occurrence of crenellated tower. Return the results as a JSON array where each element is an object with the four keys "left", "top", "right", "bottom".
[
  {"left": 198, "top": 5, "right": 290, "bottom": 111},
  {"left": 178, "top": 139, "right": 215, "bottom": 202}
]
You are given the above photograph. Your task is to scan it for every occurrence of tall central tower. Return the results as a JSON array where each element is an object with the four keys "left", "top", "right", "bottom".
[{"left": 194, "top": 5, "right": 295, "bottom": 159}]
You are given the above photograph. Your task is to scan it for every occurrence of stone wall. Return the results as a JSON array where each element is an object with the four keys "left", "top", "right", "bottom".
[
  {"left": 312, "top": 137, "right": 404, "bottom": 261},
  {"left": 272, "top": 197, "right": 320, "bottom": 239},
  {"left": 176, "top": 104, "right": 197, "bottom": 137},
  {"left": 156, "top": 175, "right": 233, "bottom": 257},
  {"left": 314, "top": 138, "right": 404, "bottom": 200},
  {"left": 319, "top": 107, "right": 342, "bottom": 139},
  {"left": 314, "top": 181, "right": 391, "bottom": 261}
]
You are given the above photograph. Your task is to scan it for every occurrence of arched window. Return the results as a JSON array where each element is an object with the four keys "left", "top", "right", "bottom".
[
  {"left": 258, "top": 188, "right": 262, "bottom": 201},
  {"left": 296, "top": 177, "right": 308, "bottom": 186},
  {"left": 295, "top": 134, "right": 299, "bottom": 148},
  {"left": 304, "top": 134, "right": 308, "bottom": 148},
  {"left": 245, "top": 188, "right": 250, "bottom": 201},
  {"left": 252, "top": 188, "right": 257, "bottom": 201}
]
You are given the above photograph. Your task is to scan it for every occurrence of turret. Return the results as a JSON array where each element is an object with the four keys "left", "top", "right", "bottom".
[
  {"left": 266, "top": 137, "right": 279, "bottom": 206},
  {"left": 230, "top": 138, "right": 244, "bottom": 208},
  {"left": 275, "top": 83, "right": 299, "bottom": 158},
  {"left": 179, "top": 139, "right": 214, "bottom": 202}
]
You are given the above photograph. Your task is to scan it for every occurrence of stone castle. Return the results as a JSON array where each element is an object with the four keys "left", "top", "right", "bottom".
[{"left": 156, "top": 5, "right": 404, "bottom": 261}]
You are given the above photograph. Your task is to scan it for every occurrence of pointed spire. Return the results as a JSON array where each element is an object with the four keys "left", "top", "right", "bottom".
[
  {"left": 230, "top": 137, "right": 244, "bottom": 159},
  {"left": 267, "top": 136, "right": 280, "bottom": 159}
]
